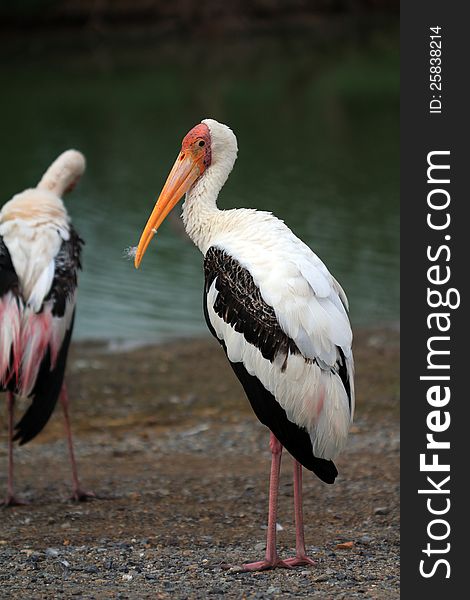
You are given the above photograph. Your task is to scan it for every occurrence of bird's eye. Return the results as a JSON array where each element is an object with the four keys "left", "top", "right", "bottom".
[{"left": 198, "top": 140, "right": 205, "bottom": 147}]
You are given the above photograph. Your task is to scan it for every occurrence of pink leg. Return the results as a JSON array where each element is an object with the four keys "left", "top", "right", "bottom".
[
  {"left": 284, "top": 460, "right": 315, "bottom": 567},
  {"left": 2, "top": 393, "right": 28, "bottom": 507},
  {"left": 60, "top": 385, "right": 94, "bottom": 502},
  {"left": 242, "top": 432, "right": 292, "bottom": 571}
]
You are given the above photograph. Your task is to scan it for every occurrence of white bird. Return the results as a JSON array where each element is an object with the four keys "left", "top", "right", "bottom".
[
  {"left": 0, "top": 150, "right": 93, "bottom": 505},
  {"left": 134, "top": 119, "right": 355, "bottom": 570}
]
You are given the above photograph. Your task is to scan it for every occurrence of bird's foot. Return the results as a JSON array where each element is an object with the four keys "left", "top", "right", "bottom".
[
  {"left": 283, "top": 554, "right": 316, "bottom": 568},
  {"left": 2, "top": 494, "right": 29, "bottom": 508},
  {"left": 241, "top": 557, "right": 293, "bottom": 572},
  {"left": 70, "top": 488, "right": 95, "bottom": 502}
]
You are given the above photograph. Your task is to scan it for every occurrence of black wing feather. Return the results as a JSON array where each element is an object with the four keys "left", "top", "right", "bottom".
[
  {"left": 204, "top": 247, "right": 299, "bottom": 362},
  {"left": 0, "top": 236, "right": 20, "bottom": 299},
  {"left": 203, "top": 246, "right": 338, "bottom": 484},
  {"left": 225, "top": 343, "right": 337, "bottom": 484},
  {"left": 0, "top": 236, "right": 20, "bottom": 395},
  {"left": 45, "top": 227, "right": 83, "bottom": 317}
]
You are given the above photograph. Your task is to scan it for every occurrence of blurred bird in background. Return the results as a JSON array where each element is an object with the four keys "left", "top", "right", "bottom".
[{"left": 0, "top": 150, "right": 93, "bottom": 505}]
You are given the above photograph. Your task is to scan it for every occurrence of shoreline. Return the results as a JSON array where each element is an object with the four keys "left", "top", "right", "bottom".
[{"left": 69, "top": 320, "right": 400, "bottom": 359}]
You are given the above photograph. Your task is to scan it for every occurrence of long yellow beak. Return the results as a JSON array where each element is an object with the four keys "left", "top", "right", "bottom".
[{"left": 134, "top": 153, "right": 201, "bottom": 268}]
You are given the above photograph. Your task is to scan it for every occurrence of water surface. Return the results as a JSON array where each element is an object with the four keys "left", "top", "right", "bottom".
[{"left": 0, "top": 29, "right": 399, "bottom": 341}]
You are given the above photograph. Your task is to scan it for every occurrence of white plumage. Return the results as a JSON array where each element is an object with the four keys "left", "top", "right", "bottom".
[{"left": 134, "top": 118, "right": 355, "bottom": 570}]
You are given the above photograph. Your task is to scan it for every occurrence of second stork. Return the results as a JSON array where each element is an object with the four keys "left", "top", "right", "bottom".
[{"left": 0, "top": 150, "right": 92, "bottom": 505}]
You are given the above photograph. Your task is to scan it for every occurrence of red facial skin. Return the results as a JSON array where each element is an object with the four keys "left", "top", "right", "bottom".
[{"left": 180, "top": 123, "right": 212, "bottom": 171}]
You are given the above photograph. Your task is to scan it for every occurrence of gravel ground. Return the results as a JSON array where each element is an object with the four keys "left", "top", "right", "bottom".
[{"left": 0, "top": 327, "right": 400, "bottom": 599}]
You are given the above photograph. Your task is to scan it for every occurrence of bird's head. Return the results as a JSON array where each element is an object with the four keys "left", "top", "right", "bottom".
[{"left": 133, "top": 119, "right": 237, "bottom": 268}]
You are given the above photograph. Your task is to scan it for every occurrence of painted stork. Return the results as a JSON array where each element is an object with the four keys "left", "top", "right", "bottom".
[
  {"left": 134, "top": 119, "right": 355, "bottom": 570},
  {"left": 0, "top": 150, "right": 92, "bottom": 506}
]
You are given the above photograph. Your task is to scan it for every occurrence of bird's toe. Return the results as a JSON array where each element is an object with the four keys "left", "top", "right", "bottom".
[
  {"left": 70, "top": 488, "right": 96, "bottom": 502},
  {"left": 283, "top": 554, "right": 316, "bottom": 567},
  {"left": 2, "top": 494, "right": 30, "bottom": 508},
  {"left": 241, "top": 557, "right": 293, "bottom": 572}
]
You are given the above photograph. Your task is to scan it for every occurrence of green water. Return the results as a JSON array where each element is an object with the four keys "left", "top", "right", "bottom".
[{"left": 0, "top": 28, "right": 399, "bottom": 341}]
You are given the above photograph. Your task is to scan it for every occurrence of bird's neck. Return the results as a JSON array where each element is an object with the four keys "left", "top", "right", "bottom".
[
  {"left": 182, "top": 158, "right": 234, "bottom": 254},
  {"left": 37, "top": 156, "right": 78, "bottom": 197}
]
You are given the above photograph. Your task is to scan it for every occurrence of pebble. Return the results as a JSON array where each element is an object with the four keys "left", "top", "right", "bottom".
[
  {"left": 374, "top": 507, "right": 391, "bottom": 515},
  {"left": 358, "top": 535, "right": 372, "bottom": 545},
  {"left": 227, "top": 565, "right": 244, "bottom": 573},
  {"left": 84, "top": 566, "right": 98, "bottom": 574}
]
